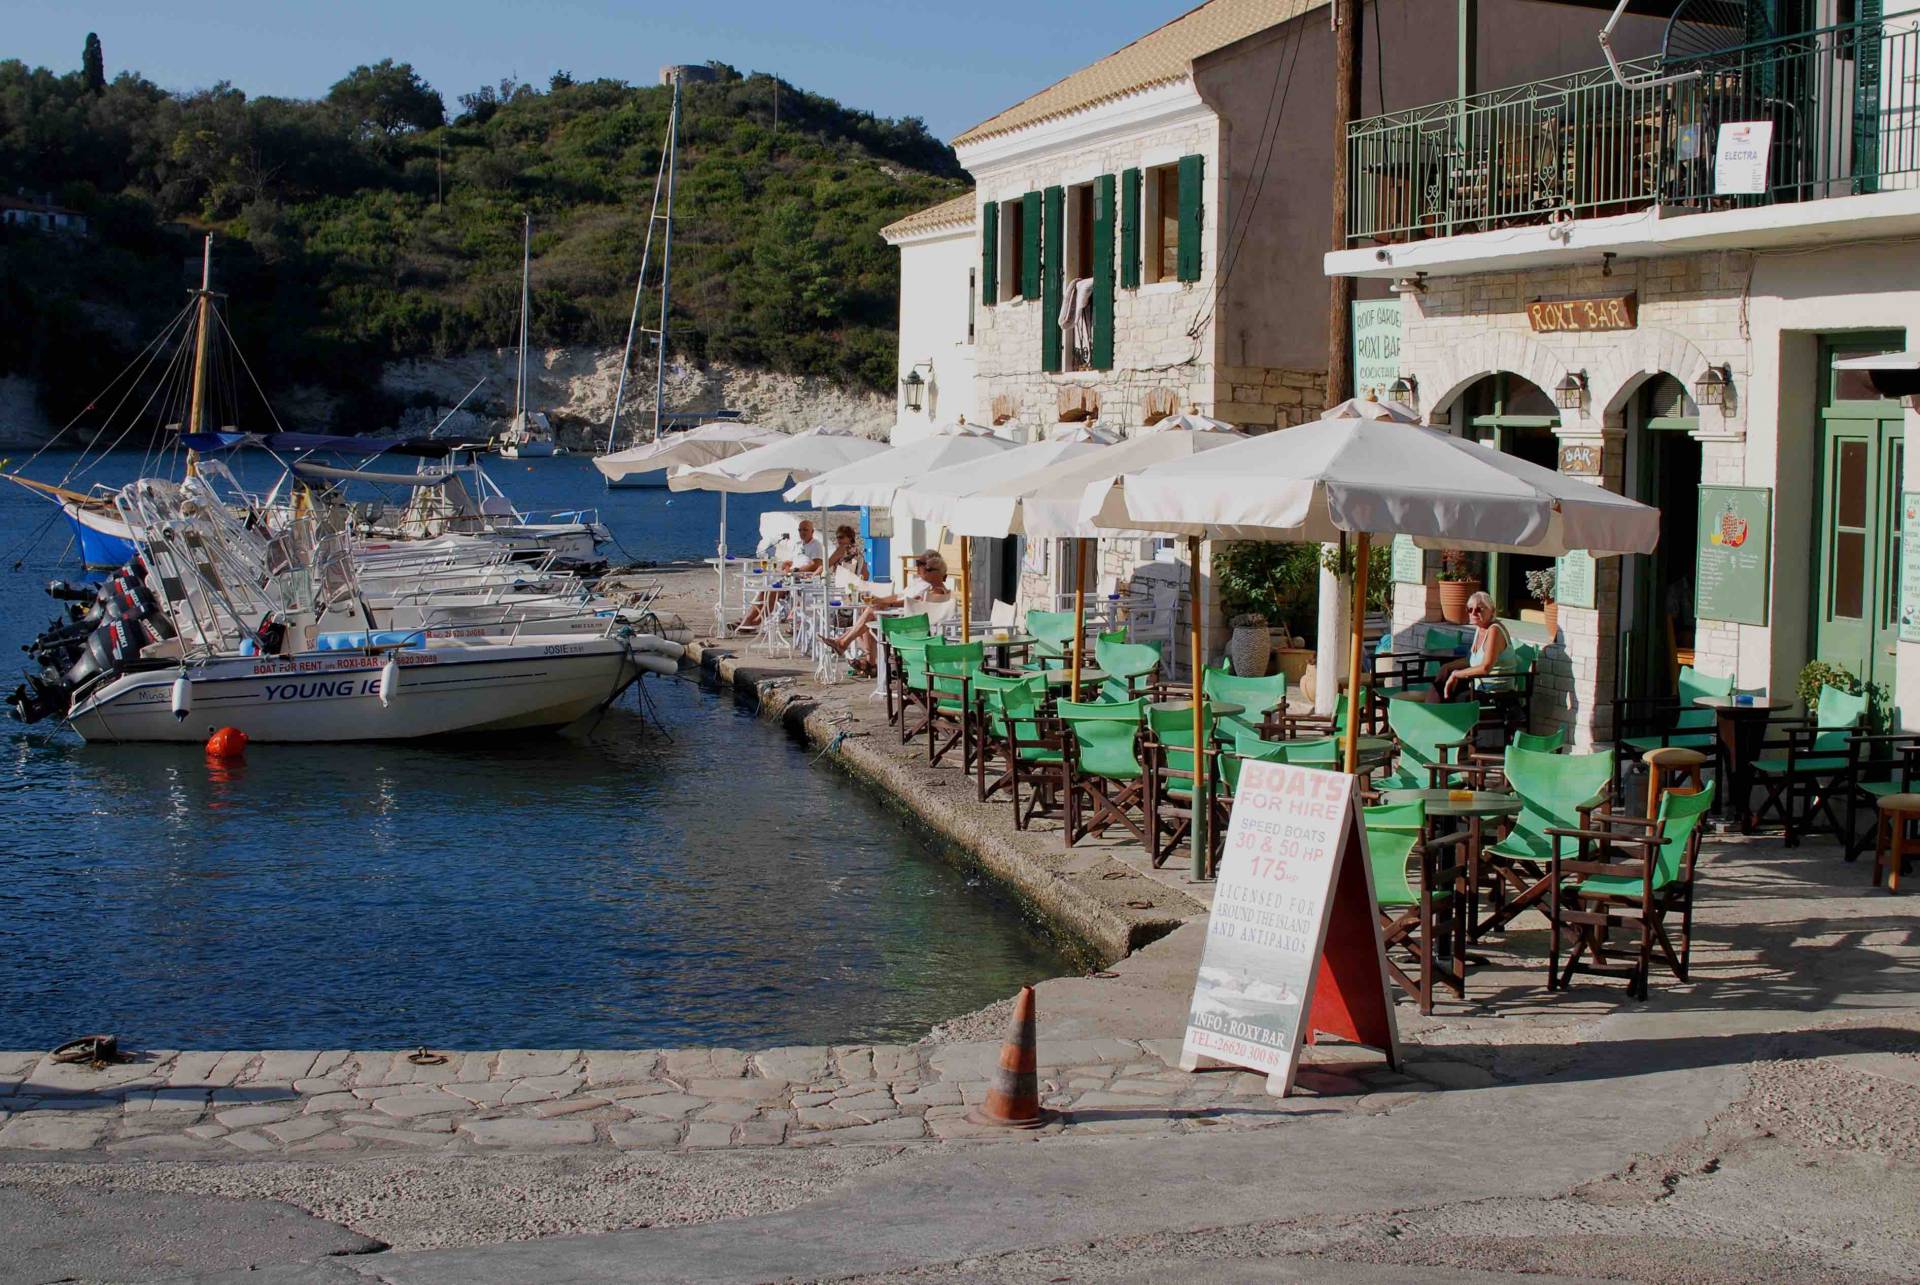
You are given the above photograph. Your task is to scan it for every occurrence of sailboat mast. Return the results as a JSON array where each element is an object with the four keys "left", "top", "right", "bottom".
[
  {"left": 650, "top": 75, "right": 681, "bottom": 444},
  {"left": 186, "top": 234, "right": 213, "bottom": 436},
  {"left": 515, "top": 214, "right": 531, "bottom": 425},
  {"left": 604, "top": 103, "right": 674, "bottom": 457}
]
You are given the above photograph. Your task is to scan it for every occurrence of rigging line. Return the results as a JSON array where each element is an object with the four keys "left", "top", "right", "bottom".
[
  {"left": 131, "top": 325, "right": 197, "bottom": 481},
  {"left": 20, "top": 299, "right": 197, "bottom": 483},
  {"left": 80, "top": 316, "right": 197, "bottom": 486},
  {"left": 212, "top": 306, "right": 290, "bottom": 435},
  {"left": 1186, "top": 21, "right": 1305, "bottom": 339},
  {"left": 14, "top": 295, "right": 196, "bottom": 480}
]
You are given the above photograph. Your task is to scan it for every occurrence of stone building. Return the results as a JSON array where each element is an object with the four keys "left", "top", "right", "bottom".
[{"left": 1327, "top": 1, "right": 1920, "bottom": 745}]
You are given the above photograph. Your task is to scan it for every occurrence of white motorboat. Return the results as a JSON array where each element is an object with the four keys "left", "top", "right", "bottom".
[{"left": 7, "top": 476, "right": 675, "bottom": 743}]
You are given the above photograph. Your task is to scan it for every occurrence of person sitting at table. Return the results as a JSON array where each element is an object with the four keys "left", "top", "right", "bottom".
[
  {"left": 1433, "top": 590, "right": 1507, "bottom": 701},
  {"left": 738, "top": 520, "right": 823, "bottom": 630},
  {"left": 826, "top": 524, "right": 867, "bottom": 585},
  {"left": 826, "top": 550, "right": 950, "bottom": 674}
]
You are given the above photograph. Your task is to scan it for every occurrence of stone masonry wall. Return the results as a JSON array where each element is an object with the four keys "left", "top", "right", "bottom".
[{"left": 1391, "top": 251, "right": 1755, "bottom": 749}]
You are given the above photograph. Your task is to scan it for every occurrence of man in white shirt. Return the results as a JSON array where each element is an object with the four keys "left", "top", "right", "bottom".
[{"left": 739, "top": 520, "right": 822, "bottom": 630}]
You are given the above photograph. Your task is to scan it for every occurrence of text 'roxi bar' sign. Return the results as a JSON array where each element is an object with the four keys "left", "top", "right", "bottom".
[{"left": 1526, "top": 293, "right": 1637, "bottom": 333}]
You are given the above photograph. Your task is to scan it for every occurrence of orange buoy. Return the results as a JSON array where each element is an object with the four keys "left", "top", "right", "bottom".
[{"left": 205, "top": 727, "right": 248, "bottom": 758}]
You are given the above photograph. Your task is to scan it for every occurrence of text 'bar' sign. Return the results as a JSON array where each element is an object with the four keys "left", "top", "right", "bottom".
[{"left": 1181, "top": 762, "right": 1399, "bottom": 1096}]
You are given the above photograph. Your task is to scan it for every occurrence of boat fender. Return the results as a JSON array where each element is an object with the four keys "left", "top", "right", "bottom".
[
  {"left": 632, "top": 635, "right": 685, "bottom": 660},
  {"left": 634, "top": 653, "right": 678, "bottom": 677},
  {"left": 170, "top": 672, "right": 191, "bottom": 722},
  {"left": 379, "top": 653, "right": 401, "bottom": 707}
]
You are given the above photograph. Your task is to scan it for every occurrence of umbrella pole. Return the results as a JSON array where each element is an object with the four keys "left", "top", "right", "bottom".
[
  {"left": 717, "top": 491, "right": 728, "bottom": 560},
  {"left": 1070, "top": 539, "right": 1088, "bottom": 702},
  {"left": 1343, "top": 532, "right": 1371, "bottom": 775},
  {"left": 1189, "top": 535, "right": 1208, "bottom": 882},
  {"left": 959, "top": 536, "right": 971, "bottom": 642}
]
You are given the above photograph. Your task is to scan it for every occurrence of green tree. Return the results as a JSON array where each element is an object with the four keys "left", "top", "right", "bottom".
[
  {"left": 326, "top": 59, "right": 443, "bottom": 143},
  {"left": 82, "top": 33, "right": 105, "bottom": 95}
]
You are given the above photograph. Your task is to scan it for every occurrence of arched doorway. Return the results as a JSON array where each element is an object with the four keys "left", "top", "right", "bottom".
[
  {"left": 1457, "top": 372, "right": 1560, "bottom": 619},
  {"left": 1616, "top": 375, "right": 1704, "bottom": 701}
]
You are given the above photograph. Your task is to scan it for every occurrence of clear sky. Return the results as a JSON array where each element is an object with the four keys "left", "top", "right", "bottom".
[{"left": 9, "top": 0, "right": 1193, "bottom": 142}]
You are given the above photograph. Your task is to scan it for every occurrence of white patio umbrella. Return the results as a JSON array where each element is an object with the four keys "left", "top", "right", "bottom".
[
  {"left": 592, "top": 421, "right": 783, "bottom": 483},
  {"left": 666, "top": 425, "right": 886, "bottom": 494},
  {"left": 1083, "top": 396, "right": 1661, "bottom": 772},
  {"left": 891, "top": 425, "right": 1114, "bottom": 532},
  {"left": 786, "top": 423, "right": 1021, "bottom": 638}
]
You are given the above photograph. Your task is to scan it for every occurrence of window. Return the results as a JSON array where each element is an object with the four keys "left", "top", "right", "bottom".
[
  {"left": 999, "top": 199, "right": 1025, "bottom": 303},
  {"left": 1143, "top": 163, "right": 1181, "bottom": 284},
  {"left": 1464, "top": 373, "right": 1560, "bottom": 618},
  {"left": 1066, "top": 183, "right": 1094, "bottom": 281}
]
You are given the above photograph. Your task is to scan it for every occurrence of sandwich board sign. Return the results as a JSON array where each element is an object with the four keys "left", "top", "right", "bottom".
[{"left": 1181, "top": 761, "right": 1400, "bottom": 1095}]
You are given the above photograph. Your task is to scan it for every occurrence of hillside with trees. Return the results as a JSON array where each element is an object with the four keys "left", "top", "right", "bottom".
[{"left": 0, "top": 37, "right": 965, "bottom": 430}]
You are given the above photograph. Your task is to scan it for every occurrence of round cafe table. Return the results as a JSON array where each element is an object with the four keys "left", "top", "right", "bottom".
[
  {"left": 1034, "top": 667, "right": 1107, "bottom": 696},
  {"left": 1694, "top": 695, "right": 1794, "bottom": 832},
  {"left": 1149, "top": 699, "right": 1245, "bottom": 718},
  {"left": 978, "top": 631, "right": 1036, "bottom": 671}
]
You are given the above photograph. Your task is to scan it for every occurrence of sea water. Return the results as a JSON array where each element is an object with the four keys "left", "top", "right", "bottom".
[{"left": 0, "top": 451, "right": 1070, "bottom": 1049}]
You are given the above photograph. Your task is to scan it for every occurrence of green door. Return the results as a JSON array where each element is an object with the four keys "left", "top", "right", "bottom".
[{"left": 1814, "top": 334, "right": 1907, "bottom": 693}]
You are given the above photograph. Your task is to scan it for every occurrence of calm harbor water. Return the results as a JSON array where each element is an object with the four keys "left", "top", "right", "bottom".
[{"left": 0, "top": 450, "right": 1072, "bottom": 1050}]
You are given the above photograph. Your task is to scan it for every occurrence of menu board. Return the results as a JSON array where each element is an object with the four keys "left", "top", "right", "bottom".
[
  {"left": 1181, "top": 761, "right": 1397, "bottom": 1096},
  {"left": 1696, "top": 485, "right": 1772, "bottom": 626},
  {"left": 1392, "top": 535, "right": 1424, "bottom": 585},
  {"left": 1901, "top": 493, "right": 1920, "bottom": 643},
  {"left": 1555, "top": 550, "right": 1596, "bottom": 610}
]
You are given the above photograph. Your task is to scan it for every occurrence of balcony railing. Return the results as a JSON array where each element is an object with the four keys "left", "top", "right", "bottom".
[{"left": 1347, "top": 15, "right": 1920, "bottom": 247}]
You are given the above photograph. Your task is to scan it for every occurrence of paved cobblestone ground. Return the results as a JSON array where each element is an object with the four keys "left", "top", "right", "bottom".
[{"left": 0, "top": 1037, "right": 1416, "bottom": 1161}]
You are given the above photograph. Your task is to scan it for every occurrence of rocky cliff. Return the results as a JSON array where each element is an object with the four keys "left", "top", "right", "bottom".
[{"left": 382, "top": 349, "right": 895, "bottom": 449}]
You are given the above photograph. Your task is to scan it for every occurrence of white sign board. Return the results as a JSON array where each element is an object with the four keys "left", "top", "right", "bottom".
[
  {"left": 1714, "top": 121, "right": 1774, "bottom": 196},
  {"left": 1351, "top": 298, "right": 1403, "bottom": 401},
  {"left": 1182, "top": 761, "right": 1393, "bottom": 1094}
]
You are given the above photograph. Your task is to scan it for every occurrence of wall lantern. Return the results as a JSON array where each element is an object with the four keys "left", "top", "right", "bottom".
[
  {"left": 900, "top": 367, "right": 927, "bottom": 412},
  {"left": 1694, "top": 363, "right": 1732, "bottom": 408},
  {"left": 1554, "top": 369, "right": 1588, "bottom": 411},
  {"left": 1387, "top": 373, "right": 1418, "bottom": 402}
]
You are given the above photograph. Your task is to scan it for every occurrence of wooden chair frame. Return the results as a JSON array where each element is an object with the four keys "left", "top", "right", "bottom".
[{"left": 1546, "top": 809, "right": 1705, "bottom": 1000}]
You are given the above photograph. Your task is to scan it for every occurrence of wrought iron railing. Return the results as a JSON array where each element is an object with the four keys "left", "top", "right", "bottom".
[{"left": 1347, "top": 15, "right": 1920, "bottom": 246}]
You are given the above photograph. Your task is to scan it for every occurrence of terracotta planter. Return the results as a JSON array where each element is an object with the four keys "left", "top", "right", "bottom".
[
  {"left": 1272, "top": 647, "right": 1314, "bottom": 686},
  {"left": 1541, "top": 601, "right": 1559, "bottom": 638},
  {"left": 1438, "top": 578, "right": 1481, "bottom": 625}
]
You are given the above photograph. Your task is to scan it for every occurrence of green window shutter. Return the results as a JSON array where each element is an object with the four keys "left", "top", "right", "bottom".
[
  {"left": 1853, "top": 0, "right": 1883, "bottom": 194},
  {"left": 1177, "top": 154, "right": 1204, "bottom": 282},
  {"left": 1092, "top": 174, "right": 1116, "bottom": 370},
  {"left": 1119, "top": 167, "right": 1141, "bottom": 290},
  {"left": 981, "top": 202, "right": 998, "bottom": 304},
  {"left": 1020, "top": 191, "right": 1041, "bottom": 299},
  {"left": 1041, "top": 185, "right": 1064, "bottom": 373}
]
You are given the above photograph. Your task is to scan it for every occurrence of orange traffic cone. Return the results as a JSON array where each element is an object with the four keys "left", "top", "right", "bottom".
[{"left": 965, "top": 985, "right": 1055, "bottom": 1129}]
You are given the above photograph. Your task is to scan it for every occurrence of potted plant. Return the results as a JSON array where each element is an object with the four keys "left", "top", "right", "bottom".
[
  {"left": 1214, "top": 542, "right": 1322, "bottom": 677},
  {"left": 1436, "top": 549, "right": 1482, "bottom": 625},
  {"left": 1226, "top": 612, "right": 1272, "bottom": 678},
  {"left": 1526, "top": 566, "right": 1558, "bottom": 637}
]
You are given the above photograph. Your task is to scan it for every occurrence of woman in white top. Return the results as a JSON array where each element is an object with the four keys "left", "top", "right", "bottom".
[
  {"left": 826, "top": 551, "right": 951, "bottom": 675},
  {"left": 825, "top": 524, "right": 868, "bottom": 585},
  {"left": 1435, "top": 590, "right": 1507, "bottom": 700}
]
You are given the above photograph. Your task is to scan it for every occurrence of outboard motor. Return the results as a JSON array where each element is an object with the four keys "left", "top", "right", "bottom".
[
  {"left": 46, "top": 580, "right": 96, "bottom": 603},
  {"left": 7, "top": 674, "right": 70, "bottom": 724}
]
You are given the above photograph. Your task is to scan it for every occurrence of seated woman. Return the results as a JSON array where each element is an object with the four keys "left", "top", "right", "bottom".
[
  {"left": 827, "top": 551, "right": 951, "bottom": 674},
  {"left": 1433, "top": 590, "right": 1507, "bottom": 701},
  {"left": 825, "top": 524, "right": 867, "bottom": 586}
]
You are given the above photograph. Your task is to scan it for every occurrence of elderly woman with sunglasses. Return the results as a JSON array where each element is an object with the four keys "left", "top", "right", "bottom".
[
  {"left": 825, "top": 551, "right": 952, "bottom": 674},
  {"left": 1434, "top": 590, "right": 1508, "bottom": 700}
]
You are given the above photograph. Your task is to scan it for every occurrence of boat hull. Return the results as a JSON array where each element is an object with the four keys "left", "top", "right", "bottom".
[
  {"left": 500, "top": 441, "right": 559, "bottom": 459},
  {"left": 67, "top": 640, "right": 642, "bottom": 744},
  {"left": 63, "top": 503, "right": 138, "bottom": 571}
]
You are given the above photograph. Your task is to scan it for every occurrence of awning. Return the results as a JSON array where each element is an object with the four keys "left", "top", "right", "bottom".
[{"left": 293, "top": 461, "right": 452, "bottom": 487}]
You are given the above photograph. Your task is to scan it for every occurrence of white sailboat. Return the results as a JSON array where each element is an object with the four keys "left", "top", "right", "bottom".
[{"left": 499, "top": 214, "right": 562, "bottom": 459}]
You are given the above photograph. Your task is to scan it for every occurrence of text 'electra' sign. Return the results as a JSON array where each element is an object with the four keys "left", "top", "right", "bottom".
[{"left": 1526, "top": 294, "right": 1637, "bottom": 334}]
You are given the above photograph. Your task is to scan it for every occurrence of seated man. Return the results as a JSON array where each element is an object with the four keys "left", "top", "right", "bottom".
[{"left": 739, "top": 519, "right": 824, "bottom": 630}]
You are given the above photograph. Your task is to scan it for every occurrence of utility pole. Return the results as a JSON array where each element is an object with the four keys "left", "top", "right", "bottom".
[{"left": 1325, "top": 0, "right": 1363, "bottom": 407}]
